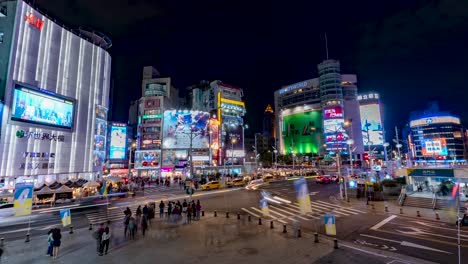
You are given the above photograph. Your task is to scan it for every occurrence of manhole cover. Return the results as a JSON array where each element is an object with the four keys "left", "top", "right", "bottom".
[{"left": 238, "top": 247, "right": 259, "bottom": 256}]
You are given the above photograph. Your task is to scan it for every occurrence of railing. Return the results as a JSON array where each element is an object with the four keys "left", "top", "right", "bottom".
[{"left": 397, "top": 186, "right": 406, "bottom": 206}]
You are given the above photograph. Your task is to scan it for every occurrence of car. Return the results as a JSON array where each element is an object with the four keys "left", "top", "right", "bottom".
[
  {"left": 263, "top": 175, "right": 274, "bottom": 183},
  {"left": 331, "top": 175, "right": 340, "bottom": 183},
  {"left": 201, "top": 181, "right": 220, "bottom": 191},
  {"left": 0, "top": 203, "right": 14, "bottom": 218},
  {"left": 316, "top": 176, "right": 332, "bottom": 184},
  {"left": 245, "top": 179, "right": 264, "bottom": 190},
  {"left": 227, "top": 179, "right": 245, "bottom": 187}
]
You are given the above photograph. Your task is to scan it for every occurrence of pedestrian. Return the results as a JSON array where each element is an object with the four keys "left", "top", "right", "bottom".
[
  {"left": 128, "top": 216, "right": 136, "bottom": 239},
  {"left": 96, "top": 223, "right": 105, "bottom": 254},
  {"left": 46, "top": 229, "right": 54, "bottom": 257},
  {"left": 196, "top": 200, "right": 201, "bottom": 220},
  {"left": 136, "top": 206, "right": 142, "bottom": 231},
  {"left": 143, "top": 204, "right": 149, "bottom": 218},
  {"left": 124, "top": 207, "right": 131, "bottom": 217},
  {"left": 159, "top": 200, "right": 165, "bottom": 218},
  {"left": 124, "top": 214, "right": 130, "bottom": 237},
  {"left": 182, "top": 199, "right": 188, "bottom": 214},
  {"left": 148, "top": 204, "right": 155, "bottom": 225},
  {"left": 141, "top": 214, "right": 148, "bottom": 236},
  {"left": 187, "top": 205, "right": 192, "bottom": 224},
  {"left": 52, "top": 228, "right": 61, "bottom": 260},
  {"left": 100, "top": 227, "right": 111, "bottom": 255},
  {"left": 191, "top": 201, "right": 196, "bottom": 219}
]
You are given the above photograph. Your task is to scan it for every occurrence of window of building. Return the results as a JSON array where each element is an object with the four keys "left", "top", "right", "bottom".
[{"left": 0, "top": 32, "right": 4, "bottom": 44}]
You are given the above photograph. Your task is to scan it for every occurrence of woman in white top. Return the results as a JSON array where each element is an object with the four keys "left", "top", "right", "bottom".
[{"left": 100, "top": 227, "right": 111, "bottom": 255}]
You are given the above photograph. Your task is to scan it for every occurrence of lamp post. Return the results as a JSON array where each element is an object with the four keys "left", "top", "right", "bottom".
[
  {"left": 230, "top": 137, "right": 237, "bottom": 177},
  {"left": 383, "top": 142, "right": 389, "bottom": 162},
  {"left": 127, "top": 142, "right": 136, "bottom": 177},
  {"left": 396, "top": 143, "right": 402, "bottom": 167},
  {"left": 346, "top": 139, "right": 354, "bottom": 177},
  {"left": 272, "top": 147, "right": 278, "bottom": 169}
]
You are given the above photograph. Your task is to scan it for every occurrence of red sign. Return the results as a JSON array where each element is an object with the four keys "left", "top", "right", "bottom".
[
  {"left": 324, "top": 106, "right": 343, "bottom": 119},
  {"left": 25, "top": 13, "right": 44, "bottom": 31}
]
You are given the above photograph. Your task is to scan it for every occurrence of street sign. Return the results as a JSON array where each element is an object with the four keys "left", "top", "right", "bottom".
[
  {"left": 324, "top": 214, "right": 336, "bottom": 236},
  {"left": 260, "top": 199, "right": 269, "bottom": 216},
  {"left": 60, "top": 209, "right": 71, "bottom": 227},
  {"left": 14, "top": 182, "right": 33, "bottom": 216}
]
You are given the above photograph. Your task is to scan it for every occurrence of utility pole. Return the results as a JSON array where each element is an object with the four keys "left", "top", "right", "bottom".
[{"left": 189, "top": 125, "right": 194, "bottom": 179}]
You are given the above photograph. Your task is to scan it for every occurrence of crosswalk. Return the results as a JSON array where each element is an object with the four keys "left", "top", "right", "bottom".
[
  {"left": 241, "top": 199, "right": 366, "bottom": 225},
  {"left": 86, "top": 205, "right": 143, "bottom": 225}
]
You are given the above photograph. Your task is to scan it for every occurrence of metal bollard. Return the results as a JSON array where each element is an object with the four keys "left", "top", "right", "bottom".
[
  {"left": 417, "top": 210, "right": 421, "bottom": 217},
  {"left": 214, "top": 210, "right": 217, "bottom": 217},
  {"left": 237, "top": 213, "right": 240, "bottom": 220},
  {"left": 270, "top": 221, "right": 274, "bottom": 229},
  {"left": 385, "top": 206, "right": 388, "bottom": 212},
  {"left": 89, "top": 223, "right": 93, "bottom": 230},
  {"left": 283, "top": 224, "right": 287, "bottom": 233},
  {"left": 400, "top": 208, "right": 403, "bottom": 214},
  {"left": 334, "top": 239, "right": 339, "bottom": 249},
  {"left": 202, "top": 210, "right": 205, "bottom": 217},
  {"left": 436, "top": 213, "right": 440, "bottom": 220},
  {"left": 226, "top": 212, "right": 229, "bottom": 218},
  {"left": 314, "top": 232, "right": 319, "bottom": 243},
  {"left": 69, "top": 226, "right": 74, "bottom": 234},
  {"left": 258, "top": 218, "right": 262, "bottom": 225},
  {"left": 1, "top": 237, "right": 4, "bottom": 246},
  {"left": 248, "top": 215, "right": 251, "bottom": 222},
  {"left": 25, "top": 233, "right": 30, "bottom": 243},
  {"left": 297, "top": 228, "right": 302, "bottom": 238}
]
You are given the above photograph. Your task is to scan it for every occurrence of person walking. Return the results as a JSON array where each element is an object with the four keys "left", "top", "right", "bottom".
[
  {"left": 136, "top": 206, "right": 142, "bottom": 231},
  {"left": 143, "top": 205, "right": 149, "bottom": 218},
  {"left": 196, "top": 200, "right": 202, "bottom": 220},
  {"left": 141, "top": 214, "right": 148, "bottom": 236},
  {"left": 159, "top": 200, "right": 165, "bottom": 218},
  {"left": 52, "top": 228, "right": 61, "bottom": 260},
  {"left": 128, "top": 216, "right": 136, "bottom": 239},
  {"left": 124, "top": 213, "right": 130, "bottom": 237},
  {"left": 100, "top": 227, "right": 111, "bottom": 255},
  {"left": 191, "top": 201, "right": 196, "bottom": 219},
  {"left": 167, "top": 201, "right": 172, "bottom": 221},
  {"left": 187, "top": 205, "right": 192, "bottom": 224},
  {"left": 96, "top": 223, "right": 105, "bottom": 255},
  {"left": 46, "top": 229, "right": 54, "bottom": 257}
]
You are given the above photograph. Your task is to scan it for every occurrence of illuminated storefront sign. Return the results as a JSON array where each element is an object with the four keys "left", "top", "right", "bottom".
[
  {"left": 25, "top": 12, "right": 44, "bottom": 31},
  {"left": 360, "top": 103, "right": 384, "bottom": 145},
  {"left": 324, "top": 106, "right": 343, "bottom": 118},
  {"left": 142, "top": 114, "right": 162, "bottom": 119},
  {"left": 16, "top": 130, "right": 65, "bottom": 142},
  {"left": 410, "top": 116, "right": 461, "bottom": 127},
  {"left": 109, "top": 124, "right": 127, "bottom": 160}
]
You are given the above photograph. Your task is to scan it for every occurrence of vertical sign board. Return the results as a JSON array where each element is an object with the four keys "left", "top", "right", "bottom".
[
  {"left": 14, "top": 182, "right": 34, "bottom": 216},
  {"left": 294, "top": 177, "right": 312, "bottom": 214},
  {"left": 260, "top": 199, "right": 269, "bottom": 217},
  {"left": 60, "top": 209, "right": 71, "bottom": 227},
  {"left": 324, "top": 214, "right": 336, "bottom": 236}
]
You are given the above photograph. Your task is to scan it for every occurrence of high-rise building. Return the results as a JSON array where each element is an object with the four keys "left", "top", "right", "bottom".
[
  {"left": 0, "top": 0, "right": 112, "bottom": 187},
  {"left": 358, "top": 92, "right": 385, "bottom": 154},
  {"left": 263, "top": 104, "right": 275, "bottom": 139}
]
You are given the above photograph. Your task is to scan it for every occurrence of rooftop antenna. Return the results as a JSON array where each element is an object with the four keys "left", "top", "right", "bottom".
[{"left": 325, "top": 32, "right": 329, "bottom": 60}]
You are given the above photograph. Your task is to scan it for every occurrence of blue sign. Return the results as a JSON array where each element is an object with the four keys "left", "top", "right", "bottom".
[
  {"left": 109, "top": 124, "right": 127, "bottom": 160},
  {"left": 324, "top": 214, "right": 336, "bottom": 236},
  {"left": 60, "top": 209, "right": 71, "bottom": 227},
  {"left": 349, "top": 180, "right": 357, "bottom": 189},
  {"left": 14, "top": 182, "right": 34, "bottom": 216}
]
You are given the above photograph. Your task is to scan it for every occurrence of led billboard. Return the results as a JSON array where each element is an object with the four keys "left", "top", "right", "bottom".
[
  {"left": 135, "top": 150, "right": 161, "bottom": 169},
  {"left": 360, "top": 104, "right": 384, "bottom": 146},
  {"left": 323, "top": 119, "right": 349, "bottom": 149},
  {"left": 422, "top": 138, "right": 448, "bottom": 156},
  {"left": 282, "top": 110, "right": 322, "bottom": 154},
  {"left": 11, "top": 84, "right": 75, "bottom": 129},
  {"left": 324, "top": 106, "right": 344, "bottom": 119},
  {"left": 223, "top": 116, "right": 244, "bottom": 152},
  {"left": 109, "top": 124, "right": 127, "bottom": 160},
  {"left": 162, "top": 150, "right": 188, "bottom": 167},
  {"left": 162, "top": 110, "right": 210, "bottom": 149}
]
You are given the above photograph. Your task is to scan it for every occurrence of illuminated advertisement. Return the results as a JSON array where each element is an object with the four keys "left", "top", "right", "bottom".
[
  {"left": 11, "top": 84, "right": 74, "bottom": 129},
  {"left": 209, "top": 118, "right": 220, "bottom": 150},
  {"left": 282, "top": 111, "right": 322, "bottom": 154},
  {"left": 223, "top": 116, "right": 244, "bottom": 153},
  {"left": 109, "top": 124, "right": 127, "bottom": 160},
  {"left": 360, "top": 104, "right": 384, "bottom": 145},
  {"left": 324, "top": 106, "right": 343, "bottom": 119},
  {"left": 162, "top": 110, "right": 210, "bottom": 149},
  {"left": 93, "top": 106, "right": 108, "bottom": 170},
  {"left": 324, "top": 119, "right": 349, "bottom": 149},
  {"left": 135, "top": 150, "right": 161, "bottom": 169},
  {"left": 162, "top": 150, "right": 188, "bottom": 167},
  {"left": 422, "top": 138, "right": 448, "bottom": 156}
]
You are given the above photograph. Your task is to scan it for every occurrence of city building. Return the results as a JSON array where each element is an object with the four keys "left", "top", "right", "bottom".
[
  {"left": 105, "top": 122, "right": 132, "bottom": 177},
  {"left": 0, "top": 0, "right": 112, "bottom": 188},
  {"left": 358, "top": 92, "right": 385, "bottom": 160},
  {"left": 274, "top": 60, "right": 364, "bottom": 159},
  {"left": 263, "top": 104, "right": 275, "bottom": 139},
  {"left": 406, "top": 102, "right": 466, "bottom": 165},
  {"left": 134, "top": 66, "right": 179, "bottom": 178}
]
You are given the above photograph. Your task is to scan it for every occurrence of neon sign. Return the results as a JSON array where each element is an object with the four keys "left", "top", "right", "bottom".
[{"left": 25, "top": 13, "right": 44, "bottom": 31}]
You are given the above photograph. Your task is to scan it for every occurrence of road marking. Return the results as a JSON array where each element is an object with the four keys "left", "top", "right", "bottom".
[
  {"left": 270, "top": 205, "right": 313, "bottom": 220},
  {"left": 410, "top": 221, "right": 468, "bottom": 234},
  {"left": 0, "top": 227, "right": 31, "bottom": 235},
  {"left": 360, "top": 234, "right": 453, "bottom": 254},
  {"left": 341, "top": 243, "right": 390, "bottom": 258},
  {"left": 309, "top": 202, "right": 350, "bottom": 215},
  {"left": 250, "top": 207, "right": 287, "bottom": 224},
  {"left": 315, "top": 200, "right": 367, "bottom": 213},
  {"left": 370, "top": 215, "right": 397, "bottom": 230},
  {"left": 273, "top": 196, "right": 292, "bottom": 204},
  {"left": 241, "top": 208, "right": 260, "bottom": 218}
]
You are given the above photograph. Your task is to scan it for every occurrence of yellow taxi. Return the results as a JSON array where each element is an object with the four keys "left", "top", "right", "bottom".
[
  {"left": 263, "top": 175, "right": 274, "bottom": 183},
  {"left": 201, "top": 181, "right": 221, "bottom": 190},
  {"left": 227, "top": 179, "right": 245, "bottom": 187}
]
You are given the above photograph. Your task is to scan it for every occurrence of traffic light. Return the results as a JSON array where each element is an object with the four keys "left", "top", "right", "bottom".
[
  {"left": 349, "top": 180, "right": 357, "bottom": 189},
  {"left": 363, "top": 153, "right": 369, "bottom": 161},
  {"left": 340, "top": 177, "right": 344, "bottom": 183}
]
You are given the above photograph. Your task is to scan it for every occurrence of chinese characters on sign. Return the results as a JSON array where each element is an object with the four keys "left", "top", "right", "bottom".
[
  {"left": 24, "top": 12, "right": 44, "bottom": 31},
  {"left": 16, "top": 130, "right": 65, "bottom": 142}
]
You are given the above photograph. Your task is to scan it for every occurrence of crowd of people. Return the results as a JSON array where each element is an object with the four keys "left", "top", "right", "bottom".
[{"left": 158, "top": 199, "right": 202, "bottom": 224}]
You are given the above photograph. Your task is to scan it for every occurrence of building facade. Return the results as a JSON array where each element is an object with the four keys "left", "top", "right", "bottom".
[
  {"left": 407, "top": 102, "right": 466, "bottom": 165},
  {"left": 0, "top": 0, "right": 111, "bottom": 188}
]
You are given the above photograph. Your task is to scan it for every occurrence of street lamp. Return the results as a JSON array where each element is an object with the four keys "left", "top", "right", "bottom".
[
  {"left": 346, "top": 139, "right": 354, "bottom": 176},
  {"left": 272, "top": 146, "right": 278, "bottom": 169},
  {"left": 396, "top": 143, "right": 403, "bottom": 167},
  {"left": 127, "top": 142, "right": 136, "bottom": 177},
  {"left": 230, "top": 137, "right": 237, "bottom": 176},
  {"left": 383, "top": 142, "right": 390, "bottom": 162}
]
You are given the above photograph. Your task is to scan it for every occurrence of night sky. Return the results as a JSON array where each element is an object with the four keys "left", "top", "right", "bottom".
[{"left": 34, "top": 0, "right": 468, "bottom": 138}]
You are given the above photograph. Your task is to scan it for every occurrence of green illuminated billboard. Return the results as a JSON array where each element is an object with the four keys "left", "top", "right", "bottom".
[{"left": 282, "top": 110, "right": 323, "bottom": 154}]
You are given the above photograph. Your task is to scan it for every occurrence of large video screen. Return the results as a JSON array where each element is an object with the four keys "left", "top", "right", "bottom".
[
  {"left": 323, "top": 119, "right": 349, "bottom": 149},
  {"left": 422, "top": 138, "right": 448, "bottom": 156},
  {"left": 11, "top": 85, "right": 75, "bottom": 129},
  {"left": 162, "top": 150, "right": 188, "bottom": 167},
  {"left": 109, "top": 124, "right": 127, "bottom": 160},
  {"left": 360, "top": 104, "right": 384, "bottom": 145},
  {"left": 162, "top": 110, "right": 210, "bottom": 149},
  {"left": 134, "top": 150, "right": 161, "bottom": 169},
  {"left": 282, "top": 110, "right": 322, "bottom": 154}
]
